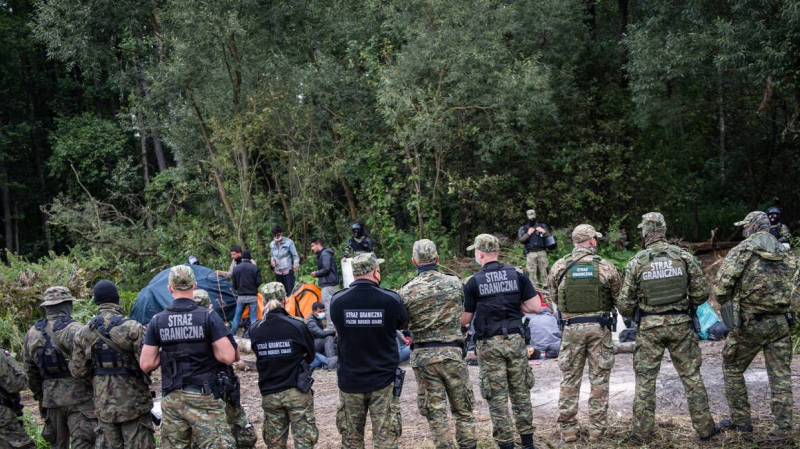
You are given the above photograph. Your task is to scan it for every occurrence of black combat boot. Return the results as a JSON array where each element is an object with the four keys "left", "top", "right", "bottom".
[
  {"left": 699, "top": 424, "right": 720, "bottom": 441},
  {"left": 718, "top": 419, "right": 753, "bottom": 433},
  {"left": 497, "top": 443, "right": 515, "bottom": 449},
  {"left": 520, "top": 433, "right": 536, "bottom": 449}
]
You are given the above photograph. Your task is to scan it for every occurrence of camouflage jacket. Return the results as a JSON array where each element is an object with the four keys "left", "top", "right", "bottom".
[
  {"left": 618, "top": 241, "right": 708, "bottom": 330},
  {"left": 399, "top": 269, "right": 464, "bottom": 367},
  {"left": 23, "top": 312, "right": 93, "bottom": 408},
  {"left": 770, "top": 223, "right": 792, "bottom": 245},
  {"left": 0, "top": 349, "right": 27, "bottom": 398},
  {"left": 547, "top": 246, "right": 621, "bottom": 319},
  {"left": 713, "top": 231, "right": 798, "bottom": 315},
  {"left": 70, "top": 303, "right": 152, "bottom": 423}
]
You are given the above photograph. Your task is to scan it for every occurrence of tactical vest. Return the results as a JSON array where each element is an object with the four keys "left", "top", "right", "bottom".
[
  {"left": 638, "top": 248, "right": 688, "bottom": 306},
  {"left": 524, "top": 224, "right": 546, "bottom": 253},
  {"left": 153, "top": 301, "right": 217, "bottom": 394},
  {"left": 769, "top": 225, "right": 782, "bottom": 240},
  {"left": 557, "top": 256, "right": 612, "bottom": 313},
  {"left": 349, "top": 236, "right": 371, "bottom": 253},
  {"left": 473, "top": 265, "right": 524, "bottom": 340},
  {"left": 89, "top": 315, "right": 142, "bottom": 377},
  {"left": 34, "top": 318, "right": 74, "bottom": 380}
]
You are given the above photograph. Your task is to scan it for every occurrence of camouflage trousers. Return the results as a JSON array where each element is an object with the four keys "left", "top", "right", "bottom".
[
  {"left": 477, "top": 334, "right": 535, "bottom": 446},
  {"left": 97, "top": 413, "right": 155, "bottom": 449},
  {"left": 42, "top": 400, "right": 98, "bottom": 449},
  {"left": 723, "top": 315, "right": 793, "bottom": 434},
  {"left": 557, "top": 324, "right": 614, "bottom": 434},
  {"left": 336, "top": 383, "right": 401, "bottom": 449},
  {"left": 161, "top": 390, "right": 234, "bottom": 449},
  {"left": 633, "top": 321, "right": 714, "bottom": 438},
  {"left": 526, "top": 251, "right": 548, "bottom": 288},
  {"left": 413, "top": 358, "right": 476, "bottom": 449},
  {"left": 262, "top": 388, "right": 318, "bottom": 449},
  {"left": 0, "top": 406, "right": 35, "bottom": 448},
  {"left": 226, "top": 402, "right": 257, "bottom": 448}
]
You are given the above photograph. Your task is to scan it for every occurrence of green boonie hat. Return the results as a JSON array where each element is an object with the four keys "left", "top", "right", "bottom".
[
  {"left": 637, "top": 212, "right": 666, "bottom": 230},
  {"left": 352, "top": 252, "right": 385, "bottom": 276},
  {"left": 734, "top": 211, "right": 769, "bottom": 227},
  {"left": 526, "top": 209, "right": 536, "bottom": 219},
  {"left": 40, "top": 286, "right": 78, "bottom": 307},
  {"left": 572, "top": 224, "right": 602, "bottom": 243},
  {"left": 260, "top": 282, "right": 287, "bottom": 302},
  {"left": 413, "top": 239, "right": 438, "bottom": 264},
  {"left": 169, "top": 265, "right": 196, "bottom": 291},
  {"left": 467, "top": 234, "right": 500, "bottom": 253},
  {"left": 192, "top": 289, "right": 210, "bottom": 307}
]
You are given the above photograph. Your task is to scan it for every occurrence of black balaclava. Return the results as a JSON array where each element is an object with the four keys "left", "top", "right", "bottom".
[{"left": 93, "top": 279, "right": 120, "bottom": 305}]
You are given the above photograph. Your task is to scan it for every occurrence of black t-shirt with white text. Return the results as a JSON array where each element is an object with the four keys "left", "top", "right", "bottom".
[
  {"left": 330, "top": 279, "right": 409, "bottom": 393},
  {"left": 463, "top": 261, "right": 537, "bottom": 315},
  {"left": 249, "top": 307, "right": 315, "bottom": 396}
]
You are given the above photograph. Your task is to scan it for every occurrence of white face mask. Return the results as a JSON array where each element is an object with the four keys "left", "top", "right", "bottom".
[
  {"left": 316, "top": 312, "right": 326, "bottom": 320},
  {"left": 475, "top": 254, "right": 482, "bottom": 266}
]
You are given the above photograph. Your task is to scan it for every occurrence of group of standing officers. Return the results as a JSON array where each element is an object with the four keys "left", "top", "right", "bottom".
[{"left": 0, "top": 209, "right": 796, "bottom": 448}]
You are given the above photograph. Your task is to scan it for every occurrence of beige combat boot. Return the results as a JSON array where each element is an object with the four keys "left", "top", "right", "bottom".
[{"left": 561, "top": 429, "right": 578, "bottom": 443}]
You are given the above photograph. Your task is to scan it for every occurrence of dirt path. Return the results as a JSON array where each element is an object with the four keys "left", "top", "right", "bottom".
[{"left": 186, "top": 343, "right": 800, "bottom": 448}]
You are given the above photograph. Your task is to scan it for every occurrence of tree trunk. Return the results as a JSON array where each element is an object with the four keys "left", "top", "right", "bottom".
[
  {"left": 340, "top": 176, "right": 358, "bottom": 220},
  {"left": 1, "top": 165, "right": 12, "bottom": 253},
  {"left": 273, "top": 173, "right": 293, "bottom": 231},
  {"left": 13, "top": 202, "right": 20, "bottom": 254},
  {"left": 189, "top": 97, "right": 240, "bottom": 239},
  {"left": 139, "top": 79, "right": 168, "bottom": 171},
  {"left": 137, "top": 110, "right": 154, "bottom": 230},
  {"left": 22, "top": 54, "right": 54, "bottom": 251},
  {"left": 619, "top": 0, "right": 629, "bottom": 88},
  {"left": 717, "top": 66, "right": 726, "bottom": 179},
  {"left": 403, "top": 140, "right": 424, "bottom": 239}
]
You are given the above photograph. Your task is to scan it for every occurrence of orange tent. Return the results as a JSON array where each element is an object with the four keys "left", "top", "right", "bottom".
[
  {"left": 251, "top": 282, "right": 321, "bottom": 320},
  {"left": 285, "top": 283, "right": 321, "bottom": 319}
]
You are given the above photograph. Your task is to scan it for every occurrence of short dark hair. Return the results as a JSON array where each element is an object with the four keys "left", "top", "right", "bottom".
[
  {"left": 271, "top": 225, "right": 283, "bottom": 235},
  {"left": 312, "top": 302, "right": 325, "bottom": 311},
  {"left": 242, "top": 249, "right": 252, "bottom": 259},
  {"left": 311, "top": 237, "right": 324, "bottom": 246},
  {"left": 230, "top": 245, "right": 242, "bottom": 253}
]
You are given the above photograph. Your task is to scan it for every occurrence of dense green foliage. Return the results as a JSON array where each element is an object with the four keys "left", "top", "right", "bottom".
[{"left": 0, "top": 1, "right": 798, "bottom": 298}]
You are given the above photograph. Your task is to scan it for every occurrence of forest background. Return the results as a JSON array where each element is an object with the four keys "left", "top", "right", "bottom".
[{"left": 0, "top": 0, "right": 799, "bottom": 353}]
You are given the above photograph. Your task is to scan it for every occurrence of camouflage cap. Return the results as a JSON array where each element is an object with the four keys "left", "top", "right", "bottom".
[
  {"left": 572, "top": 224, "right": 602, "bottom": 243},
  {"left": 734, "top": 211, "right": 769, "bottom": 228},
  {"left": 526, "top": 209, "right": 536, "bottom": 219},
  {"left": 412, "top": 239, "right": 438, "bottom": 264},
  {"left": 637, "top": 212, "right": 667, "bottom": 230},
  {"left": 40, "top": 286, "right": 77, "bottom": 307},
  {"left": 352, "top": 252, "right": 385, "bottom": 276},
  {"left": 466, "top": 234, "right": 500, "bottom": 253},
  {"left": 192, "top": 289, "right": 210, "bottom": 307},
  {"left": 168, "top": 265, "right": 196, "bottom": 291},
  {"left": 260, "top": 282, "right": 287, "bottom": 302}
]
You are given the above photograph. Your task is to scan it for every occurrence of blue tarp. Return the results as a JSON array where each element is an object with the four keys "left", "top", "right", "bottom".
[{"left": 130, "top": 264, "right": 237, "bottom": 325}]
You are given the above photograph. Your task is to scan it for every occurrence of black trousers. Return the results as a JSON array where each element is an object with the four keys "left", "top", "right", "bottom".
[{"left": 275, "top": 271, "right": 296, "bottom": 295}]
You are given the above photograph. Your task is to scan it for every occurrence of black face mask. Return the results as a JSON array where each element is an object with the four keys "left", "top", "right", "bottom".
[
  {"left": 528, "top": 219, "right": 537, "bottom": 226},
  {"left": 353, "top": 230, "right": 362, "bottom": 238},
  {"left": 769, "top": 214, "right": 779, "bottom": 225}
]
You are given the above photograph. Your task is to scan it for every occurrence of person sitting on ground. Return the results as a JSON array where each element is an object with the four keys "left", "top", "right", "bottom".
[
  {"left": 305, "top": 302, "right": 337, "bottom": 370},
  {"left": 525, "top": 301, "right": 561, "bottom": 358},
  {"left": 230, "top": 250, "right": 263, "bottom": 336}
]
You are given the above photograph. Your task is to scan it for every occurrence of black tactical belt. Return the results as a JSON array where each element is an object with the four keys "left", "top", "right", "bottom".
[
  {"left": 479, "top": 329, "right": 522, "bottom": 340},
  {"left": 640, "top": 309, "right": 688, "bottom": 317},
  {"left": 181, "top": 384, "right": 213, "bottom": 394},
  {"left": 411, "top": 341, "right": 462, "bottom": 351},
  {"left": 744, "top": 312, "right": 783, "bottom": 322},
  {"left": 562, "top": 316, "right": 602, "bottom": 326}
]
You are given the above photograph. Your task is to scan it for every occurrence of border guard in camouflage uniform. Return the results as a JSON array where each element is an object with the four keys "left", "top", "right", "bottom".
[
  {"left": 22, "top": 286, "right": 98, "bottom": 449},
  {"left": 139, "top": 265, "right": 237, "bottom": 448},
  {"left": 70, "top": 280, "right": 155, "bottom": 448},
  {"left": 331, "top": 253, "right": 409, "bottom": 449},
  {"left": 617, "top": 212, "right": 718, "bottom": 442},
  {"left": 1, "top": 347, "right": 35, "bottom": 448},
  {"left": 461, "top": 234, "right": 540, "bottom": 449},
  {"left": 399, "top": 239, "right": 476, "bottom": 449},
  {"left": 250, "top": 282, "right": 319, "bottom": 448},
  {"left": 547, "top": 225, "right": 621, "bottom": 442},
  {"left": 714, "top": 211, "right": 797, "bottom": 439},
  {"left": 191, "top": 289, "right": 257, "bottom": 449}
]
